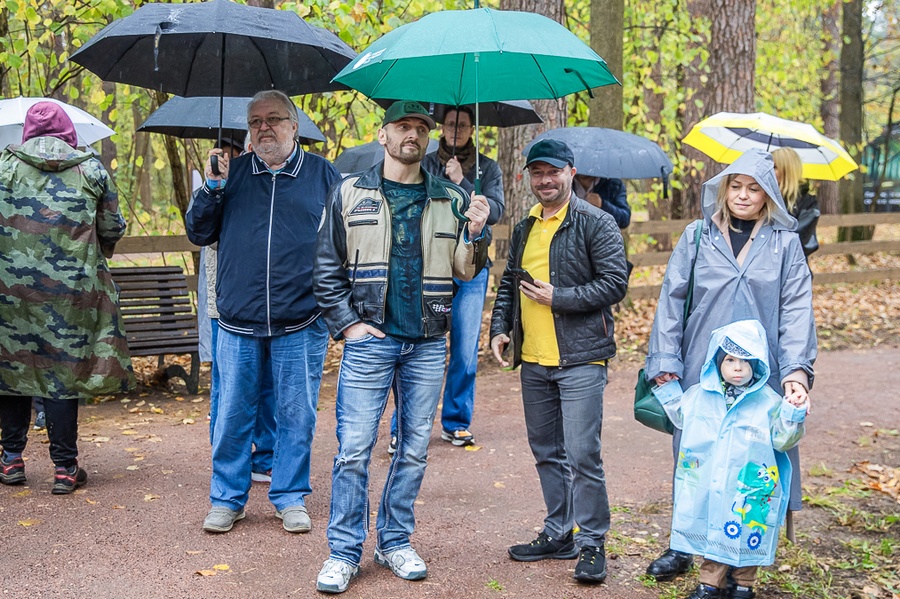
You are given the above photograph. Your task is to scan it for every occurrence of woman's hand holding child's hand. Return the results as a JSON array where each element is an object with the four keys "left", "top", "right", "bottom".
[{"left": 784, "top": 381, "right": 810, "bottom": 413}]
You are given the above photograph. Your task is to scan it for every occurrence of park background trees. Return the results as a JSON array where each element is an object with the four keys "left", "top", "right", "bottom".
[{"left": 1, "top": 0, "right": 897, "bottom": 233}]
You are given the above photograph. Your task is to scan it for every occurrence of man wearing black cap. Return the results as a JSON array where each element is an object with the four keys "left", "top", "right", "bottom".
[
  {"left": 313, "top": 100, "right": 489, "bottom": 594},
  {"left": 489, "top": 139, "right": 628, "bottom": 584}
]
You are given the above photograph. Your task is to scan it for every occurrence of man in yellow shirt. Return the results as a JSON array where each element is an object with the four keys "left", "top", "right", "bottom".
[{"left": 489, "top": 139, "right": 628, "bottom": 585}]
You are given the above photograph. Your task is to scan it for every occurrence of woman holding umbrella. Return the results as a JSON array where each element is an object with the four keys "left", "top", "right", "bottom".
[
  {"left": 772, "top": 147, "right": 820, "bottom": 259},
  {"left": 643, "top": 149, "right": 816, "bottom": 598}
]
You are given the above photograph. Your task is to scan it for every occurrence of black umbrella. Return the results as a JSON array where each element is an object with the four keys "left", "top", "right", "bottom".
[
  {"left": 71, "top": 0, "right": 355, "bottom": 169},
  {"left": 373, "top": 99, "right": 542, "bottom": 128},
  {"left": 522, "top": 127, "right": 673, "bottom": 181},
  {"left": 334, "top": 139, "right": 439, "bottom": 174},
  {"left": 137, "top": 96, "right": 326, "bottom": 145}
]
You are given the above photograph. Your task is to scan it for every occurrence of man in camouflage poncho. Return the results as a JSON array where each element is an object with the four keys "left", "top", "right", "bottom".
[{"left": 0, "top": 101, "right": 133, "bottom": 494}]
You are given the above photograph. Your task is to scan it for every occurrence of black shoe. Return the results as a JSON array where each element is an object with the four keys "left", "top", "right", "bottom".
[
  {"left": 52, "top": 464, "right": 87, "bottom": 494},
  {"left": 647, "top": 548, "right": 693, "bottom": 581},
  {"left": 0, "top": 453, "right": 26, "bottom": 485},
  {"left": 508, "top": 531, "right": 579, "bottom": 562},
  {"left": 730, "top": 585, "right": 756, "bottom": 599},
  {"left": 573, "top": 545, "right": 607, "bottom": 583},
  {"left": 684, "top": 584, "right": 724, "bottom": 599}
]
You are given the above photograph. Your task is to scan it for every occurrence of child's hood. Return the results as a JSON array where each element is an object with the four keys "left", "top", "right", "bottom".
[{"left": 699, "top": 319, "right": 771, "bottom": 395}]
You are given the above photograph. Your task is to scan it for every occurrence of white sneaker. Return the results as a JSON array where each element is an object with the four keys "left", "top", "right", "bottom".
[
  {"left": 251, "top": 470, "right": 272, "bottom": 483},
  {"left": 316, "top": 558, "right": 358, "bottom": 594},
  {"left": 374, "top": 546, "right": 427, "bottom": 580}
]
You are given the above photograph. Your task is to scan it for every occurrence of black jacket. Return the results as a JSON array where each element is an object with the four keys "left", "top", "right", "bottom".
[
  {"left": 490, "top": 195, "right": 629, "bottom": 368},
  {"left": 790, "top": 184, "right": 820, "bottom": 257}
]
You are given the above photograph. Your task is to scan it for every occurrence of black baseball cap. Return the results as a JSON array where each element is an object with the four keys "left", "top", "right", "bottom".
[
  {"left": 525, "top": 139, "right": 575, "bottom": 169},
  {"left": 382, "top": 100, "right": 436, "bottom": 130}
]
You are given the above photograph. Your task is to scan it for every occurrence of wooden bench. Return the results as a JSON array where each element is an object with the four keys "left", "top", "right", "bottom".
[{"left": 111, "top": 266, "right": 200, "bottom": 394}]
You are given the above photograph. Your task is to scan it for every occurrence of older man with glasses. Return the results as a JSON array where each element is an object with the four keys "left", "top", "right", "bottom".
[{"left": 187, "top": 89, "right": 340, "bottom": 535}]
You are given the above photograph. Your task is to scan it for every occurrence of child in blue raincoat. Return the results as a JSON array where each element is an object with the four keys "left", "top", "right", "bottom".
[{"left": 653, "top": 319, "right": 808, "bottom": 599}]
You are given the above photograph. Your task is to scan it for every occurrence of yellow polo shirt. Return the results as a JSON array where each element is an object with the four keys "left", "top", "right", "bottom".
[{"left": 520, "top": 201, "right": 568, "bottom": 366}]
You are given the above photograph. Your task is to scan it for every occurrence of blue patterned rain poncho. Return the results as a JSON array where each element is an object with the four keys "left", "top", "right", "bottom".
[{"left": 656, "top": 319, "right": 807, "bottom": 567}]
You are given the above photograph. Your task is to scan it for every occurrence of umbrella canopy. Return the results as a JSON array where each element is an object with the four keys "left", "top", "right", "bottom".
[
  {"left": 683, "top": 111, "right": 858, "bottom": 181},
  {"left": 334, "top": 8, "right": 616, "bottom": 105},
  {"left": 334, "top": 139, "right": 438, "bottom": 174},
  {"left": 70, "top": 0, "right": 355, "bottom": 98},
  {"left": 373, "top": 99, "right": 542, "bottom": 128},
  {"left": 137, "top": 96, "right": 326, "bottom": 145},
  {"left": 522, "top": 127, "right": 673, "bottom": 180},
  {"left": 0, "top": 97, "right": 115, "bottom": 149}
]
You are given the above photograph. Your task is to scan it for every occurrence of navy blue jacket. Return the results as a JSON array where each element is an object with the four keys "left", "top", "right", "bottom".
[
  {"left": 186, "top": 148, "right": 339, "bottom": 337},
  {"left": 592, "top": 177, "right": 631, "bottom": 229}
]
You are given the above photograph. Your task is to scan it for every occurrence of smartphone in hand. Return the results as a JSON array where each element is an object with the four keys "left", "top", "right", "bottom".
[{"left": 510, "top": 268, "right": 535, "bottom": 285}]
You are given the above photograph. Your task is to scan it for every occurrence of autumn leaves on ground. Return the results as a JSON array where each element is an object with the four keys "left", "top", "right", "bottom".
[{"left": 2, "top": 282, "right": 898, "bottom": 599}]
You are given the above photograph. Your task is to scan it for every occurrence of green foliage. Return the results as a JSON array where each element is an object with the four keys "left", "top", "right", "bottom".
[{"left": 3, "top": 0, "right": 895, "bottom": 231}]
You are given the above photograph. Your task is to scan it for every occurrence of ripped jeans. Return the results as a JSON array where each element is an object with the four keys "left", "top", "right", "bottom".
[{"left": 326, "top": 334, "right": 446, "bottom": 566}]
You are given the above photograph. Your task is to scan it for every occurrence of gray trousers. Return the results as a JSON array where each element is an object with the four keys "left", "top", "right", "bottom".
[{"left": 520, "top": 362, "right": 611, "bottom": 547}]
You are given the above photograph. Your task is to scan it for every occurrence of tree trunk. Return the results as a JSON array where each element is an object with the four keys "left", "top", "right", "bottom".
[
  {"left": 496, "top": 0, "right": 568, "bottom": 234},
  {"left": 587, "top": 0, "right": 623, "bottom": 130},
  {"left": 0, "top": 9, "right": 9, "bottom": 97},
  {"left": 99, "top": 82, "right": 118, "bottom": 175},
  {"left": 680, "top": 0, "right": 756, "bottom": 219},
  {"left": 818, "top": 0, "right": 841, "bottom": 215},
  {"left": 838, "top": 0, "right": 869, "bottom": 242},
  {"left": 154, "top": 91, "right": 191, "bottom": 220},
  {"left": 245, "top": 0, "right": 275, "bottom": 7}
]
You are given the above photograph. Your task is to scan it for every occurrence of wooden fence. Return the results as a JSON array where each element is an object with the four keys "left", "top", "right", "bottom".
[
  {"left": 112, "top": 211, "right": 900, "bottom": 301},
  {"left": 490, "top": 212, "right": 900, "bottom": 300}
]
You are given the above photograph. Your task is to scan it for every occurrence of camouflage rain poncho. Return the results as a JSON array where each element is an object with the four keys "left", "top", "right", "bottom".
[{"left": 0, "top": 136, "right": 134, "bottom": 399}]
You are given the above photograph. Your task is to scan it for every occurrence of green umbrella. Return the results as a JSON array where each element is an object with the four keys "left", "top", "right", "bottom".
[{"left": 334, "top": 7, "right": 617, "bottom": 204}]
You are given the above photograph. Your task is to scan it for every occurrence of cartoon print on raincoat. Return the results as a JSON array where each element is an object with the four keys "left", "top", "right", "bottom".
[{"left": 655, "top": 319, "right": 807, "bottom": 567}]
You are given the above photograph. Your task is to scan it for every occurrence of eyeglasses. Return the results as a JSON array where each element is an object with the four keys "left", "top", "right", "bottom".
[
  {"left": 248, "top": 116, "right": 292, "bottom": 129},
  {"left": 442, "top": 122, "right": 472, "bottom": 131}
]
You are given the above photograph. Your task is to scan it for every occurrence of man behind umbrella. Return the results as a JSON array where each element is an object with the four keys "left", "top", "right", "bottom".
[
  {"left": 419, "top": 105, "right": 504, "bottom": 449},
  {"left": 313, "top": 100, "right": 489, "bottom": 594},
  {"left": 490, "top": 139, "right": 628, "bottom": 584},
  {"left": 187, "top": 90, "right": 339, "bottom": 534}
]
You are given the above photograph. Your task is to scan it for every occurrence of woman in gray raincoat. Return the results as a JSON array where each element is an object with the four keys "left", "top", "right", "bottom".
[{"left": 643, "top": 148, "right": 817, "bottom": 589}]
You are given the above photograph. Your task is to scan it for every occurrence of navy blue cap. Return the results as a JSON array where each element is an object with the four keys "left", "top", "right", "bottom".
[{"left": 525, "top": 138, "right": 575, "bottom": 169}]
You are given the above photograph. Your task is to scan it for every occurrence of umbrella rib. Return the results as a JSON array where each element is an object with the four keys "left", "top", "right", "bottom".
[
  {"left": 529, "top": 54, "right": 556, "bottom": 98},
  {"left": 247, "top": 36, "right": 277, "bottom": 93},
  {"left": 183, "top": 33, "right": 210, "bottom": 96}
]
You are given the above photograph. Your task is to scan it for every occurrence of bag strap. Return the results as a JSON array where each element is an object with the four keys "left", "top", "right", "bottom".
[{"left": 683, "top": 220, "right": 703, "bottom": 325}]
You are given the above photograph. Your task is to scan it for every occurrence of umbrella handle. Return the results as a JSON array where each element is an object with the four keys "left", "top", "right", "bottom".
[
  {"left": 452, "top": 195, "right": 470, "bottom": 223},
  {"left": 211, "top": 154, "right": 221, "bottom": 177}
]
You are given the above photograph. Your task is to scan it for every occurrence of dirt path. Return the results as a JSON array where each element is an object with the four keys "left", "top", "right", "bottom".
[{"left": 3, "top": 347, "right": 898, "bottom": 598}]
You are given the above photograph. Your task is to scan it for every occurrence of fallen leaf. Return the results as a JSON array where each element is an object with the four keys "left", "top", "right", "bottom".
[
  {"left": 121, "top": 430, "right": 138, "bottom": 436},
  {"left": 13, "top": 489, "right": 31, "bottom": 498},
  {"left": 161, "top": 469, "right": 174, "bottom": 475},
  {"left": 136, "top": 400, "right": 146, "bottom": 407},
  {"left": 143, "top": 494, "right": 160, "bottom": 502},
  {"left": 213, "top": 564, "right": 229, "bottom": 571},
  {"left": 150, "top": 407, "right": 164, "bottom": 414},
  {"left": 128, "top": 407, "right": 140, "bottom": 413},
  {"left": 465, "top": 445, "right": 482, "bottom": 452},
  {"left": 85, "top": 498, "right": 98, "bottom": 505},
  {"left": 112, "top": 505, "right": 126, "bottom": 509},
  {"left": 124, "top": 448, "right": 139, "bottom": 452},
  {"left": 174, "top": 396, "right": 185, "bottom": 402},
  {"left": 778, "top": 564, "right": 792, "bottom": 572},
  {"left": 191, "top": 398, "right": 205, "bottom": 403},
  {"left": 126, "top": 465, "right": 140, "bottom": 471},
  {"left": 196, "top": 570, "right": 217, "bottom": 577},
  {"left": 493, "top": 481, "right": 505, "bottom": 488},
  {"left": 182, "top": 418, "right": 195, "bottom": 425},
  {"left": 860, "top": 421, "right": 874, "bottom": 427},
  {"left": 18, "top": 518, "right": 41, "bottom": 527},
  {"left": 185, "top": 550, "right": 202, "bottom": 555}
]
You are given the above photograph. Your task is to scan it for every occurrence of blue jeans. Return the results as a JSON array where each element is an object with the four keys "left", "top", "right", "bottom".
[
  {"left": 209, "top": 319, "right": 275, "bottom": 474},
  {"left": 210, "top": 320, "right": 328, "bottom": 511},
  {"left": 327, "top": 334, "right": 446, "bottom": 566},
  {"left": 441, "top": 268, "right": 489, "bottom": 432},
  {"left": 520, "top": 361, "right": 610, "bottom": 547}
]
